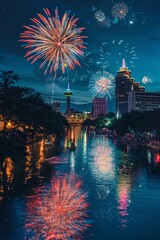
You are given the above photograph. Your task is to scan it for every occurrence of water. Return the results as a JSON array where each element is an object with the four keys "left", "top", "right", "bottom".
[{"left": 0, "top": 125, "right": 160, "bottom": 240}]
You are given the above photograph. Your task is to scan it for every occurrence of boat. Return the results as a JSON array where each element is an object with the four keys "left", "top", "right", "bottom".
[{"left": 69, "top": 142, "right": 76, "bottom": 151}]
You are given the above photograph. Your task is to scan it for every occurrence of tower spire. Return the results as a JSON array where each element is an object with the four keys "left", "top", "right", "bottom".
[
  {"left": 122, "top": 59, "right": 126, "bottom": 68},
  {"left": 67, "top": 81, "right": 70, "bottom": 90}
]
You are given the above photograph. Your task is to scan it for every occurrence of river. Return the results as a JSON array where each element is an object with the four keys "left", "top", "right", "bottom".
[{"left": 0, "top": 125, "right": 160, "bottom": 240}]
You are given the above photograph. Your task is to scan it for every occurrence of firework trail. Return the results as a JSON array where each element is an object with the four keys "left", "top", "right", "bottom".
[
  {"left": 25, "top": 174, "right": 89, "bottom": 240},
  {"left": 88, "top": 71, "right": 115, "bottom": 99},
  {"left": 20, "top": 8, "right": 87, "bottom": 75}
]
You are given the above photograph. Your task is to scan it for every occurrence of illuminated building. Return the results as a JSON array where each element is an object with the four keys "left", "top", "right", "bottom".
[
  {"left": 52, "top": 101, "right": 61, "bottom": 113},
  {"left": 92, "top": 98, "right": 107, "bottom": 119},
  {"left": 116, "top": 59, "right": 145, "bottom": 116},
  {"left": 64, "top": 82, "right": 72, "bottom": 114},
  {"left": 67, "top": 111, "right": 91, "bottom": 124},
  {"left": 128, "top": 91, "right": 160, "bottom": 112}
]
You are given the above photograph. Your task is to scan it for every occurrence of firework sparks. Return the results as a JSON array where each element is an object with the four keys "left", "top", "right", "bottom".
[
  {"left": 20, "top": 8, "right": 87, "bottom": 75},
  {"left": 142, "top": 76, "right": 152, "bottom": 84},
  {"left": 112, "top": 2, "right": 128, "bottom": 21},
  {"left": 59, "top": 50, "right": 93, "bottom": 82},
  {"left": 25, "top": 175, "right": 89, "bottom": 240},
  {"left": 89, "top": 71, "right": 115, "bottom": 99},
  {"left": 100, "top": 40, "right": 138, "bottom": 70},
  {"left": 95, "top": 10, "right": 106, "bottom": 22}
]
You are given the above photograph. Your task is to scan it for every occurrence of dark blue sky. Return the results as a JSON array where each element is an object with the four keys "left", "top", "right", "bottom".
[{"left": 0, "top": 0, "right": 160, "bottom": 112}]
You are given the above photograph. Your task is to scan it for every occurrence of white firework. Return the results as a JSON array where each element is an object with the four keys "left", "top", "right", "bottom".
[
  {"left": 112, "top": 2, "right": 129, "bottom": 20},
  {"left": 142, "top": 76, "right": 152, "bottom": 84},
  {"left": 89, "top": 71, "right": 115, "bottom": 99},
  {"left": 95, "top": 10, "right": 106, "bottom": 22}
]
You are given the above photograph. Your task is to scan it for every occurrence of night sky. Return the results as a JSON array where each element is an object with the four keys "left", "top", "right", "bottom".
[{"left": 0, "top": 0, "right": 160, "bottom": 112}]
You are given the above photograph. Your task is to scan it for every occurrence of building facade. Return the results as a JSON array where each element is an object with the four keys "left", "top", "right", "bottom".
[
  {"left": 128, "top": 91, "right": 160, "bottom": 112},
  {"left": 92, "top": 97, "right": 107, "bottom": 119},
  {"left": 116, "top": 59, "right": 145, "bottom": 116},
  {"left": 67, "top": 111, "right": 91, "bottom": 124}
]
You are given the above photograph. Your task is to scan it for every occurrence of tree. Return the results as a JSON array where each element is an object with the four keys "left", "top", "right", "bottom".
[{"left": 0, "top": 71, "right": 21, "bottom": 129}]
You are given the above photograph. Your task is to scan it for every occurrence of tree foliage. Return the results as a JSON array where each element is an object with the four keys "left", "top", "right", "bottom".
[
  {"left": 0, "top": 70, "right": 68, "bottom": 134},
  {"left": 109, "top": 110, "right": 160, "bottom": 135}
]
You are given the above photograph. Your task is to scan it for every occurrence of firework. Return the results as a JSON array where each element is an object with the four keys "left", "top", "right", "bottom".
[
  {"left": 89, "top": 138, "right": 114, "bottom": 178},
  {"left": 112, "top": 2, "right": 128, "bottom": 21},
  {"left": 142, "top": 76, "right": 152, "bottom": 84},
  {"left": 20, "top": 8, "right": 87, "bottom": 75},
  {"left": 89, "top": 71, "right": 115, "bottom": 99},
  {"left": 95, "top": 10, "right": 106, "bottom": 22},
  {"left": 25, "top": 175, "right": 89, "bottom": 240},
  {"left": 59, "top": 50, "right": 93, "bottom": 82},
  {"left": 99, "top": 40, "right": 138, "bottom": 70}
]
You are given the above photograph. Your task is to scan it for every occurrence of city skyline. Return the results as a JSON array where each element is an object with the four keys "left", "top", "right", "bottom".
[{"left": 0, "top": 0, "right": 160, "bottom": 112}]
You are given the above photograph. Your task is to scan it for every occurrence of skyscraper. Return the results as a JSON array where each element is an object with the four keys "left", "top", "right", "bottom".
[
  {"left": 116, "top": 59, "right": 145, "bottom": 116},
  {"left": 92, "top": 98, "right": 107, "bottom": 119},
  {"left": 64, "top": 82, "right": 72, "bottom": 114}
]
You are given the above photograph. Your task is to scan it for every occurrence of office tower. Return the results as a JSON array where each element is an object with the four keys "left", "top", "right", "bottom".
[
  {"left": 116, "top": 59, "right": 145, "bottom": 116},
  {"left": 92, "top": 97, "right": 107, "bottom": 119}
]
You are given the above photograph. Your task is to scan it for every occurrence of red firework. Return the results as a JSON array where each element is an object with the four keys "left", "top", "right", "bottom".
[
  {"left": 25, "top": 175, "right": 89, "bottom": 240},
  {"left": 19, "top": 8, "right": 87, "bottom": 75}
]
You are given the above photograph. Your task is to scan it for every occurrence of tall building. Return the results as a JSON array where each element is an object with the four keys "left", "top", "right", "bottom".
[
  {"left": 92, "top": 98, "right": 107, "bottom": 119},
  {"left": 53, "top": 101, "right": 61, "bottom": 113},
  {"left": 116, "top": 59, "right": 145, "bottom": 116},
  {"left": 64, "top": 82, "right": 72, "bottom": 114},
  {"left": 128, "top": 91, "right": 160, "bottom": 112}
]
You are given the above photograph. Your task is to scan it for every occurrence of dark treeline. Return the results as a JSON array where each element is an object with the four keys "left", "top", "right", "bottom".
[
  {"left": 0, "top": 71, "right": 68, "bottom": 135},
  {"left": 109, "top": 110, "right": 160, "bottom": 135},
  {"left": 0, "top": 71, "right": 68, "bottom": 169},
  {"left": 83, "top": 110, "right": 160, "bottom": 136}
]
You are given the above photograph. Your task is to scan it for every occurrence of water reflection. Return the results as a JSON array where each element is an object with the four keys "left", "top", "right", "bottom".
[
  {"left": 89, "top": 137, "right": 115, "bottom": 182},
  {"left": 147, "top": 150, "right": 160, "bottom": 173},
  {"left": 88, "top": 137, "right": 115, "bottom": 225},
  {"left": 64, "top": 125, "right": 81, "bottom": 148},
  {"left": 117, "top": 151, "right": 133, "bottom": 228},
  {"left": 3, "top": 157, "right": 14, "bottom": 191},
  {"left": 1, "top": 126, "right": 160, "bottom": 240},
  {"left": 25, "top": 174, "right": 89, "bottom": 240},
  {"left": 0, "top": 141, "right": 53, "bottom": 199}
]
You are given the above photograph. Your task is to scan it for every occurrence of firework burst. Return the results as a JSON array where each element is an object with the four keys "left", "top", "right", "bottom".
[
  {"left": 112, "top": 2, "right": 129, "bottom": 21},
  {"left": 89, "top": 71, "right": 115, "bottom": 99},
  {"left": 20, "top": 8, "right": 87, "bottom": 75},
  {"left": 95, "top": 10, "right": 106, "bottom": 22},
  {"left": 100, "top": 40, "right": 138, "bottom": 70},
  {"left": 142, "top": 76, "right": 152, "bottom": 84},
  {"left": 25, "top": 174, "right": 89, "bottom": 240},
  {"left": 58, "top": 50, "right": 93, "bottom": 82}
]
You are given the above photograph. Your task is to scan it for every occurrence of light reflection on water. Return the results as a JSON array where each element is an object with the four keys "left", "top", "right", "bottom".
[{"left": 1, "top": 126, "right": 160, "bottom": 239}]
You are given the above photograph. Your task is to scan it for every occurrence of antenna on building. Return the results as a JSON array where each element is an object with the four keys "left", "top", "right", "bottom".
[
  {"left": 122, "top": 59, "right": 126, "bottom": 68},
  {"left": 67, "top": 81, "right": 70, "bottom": 91}
]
